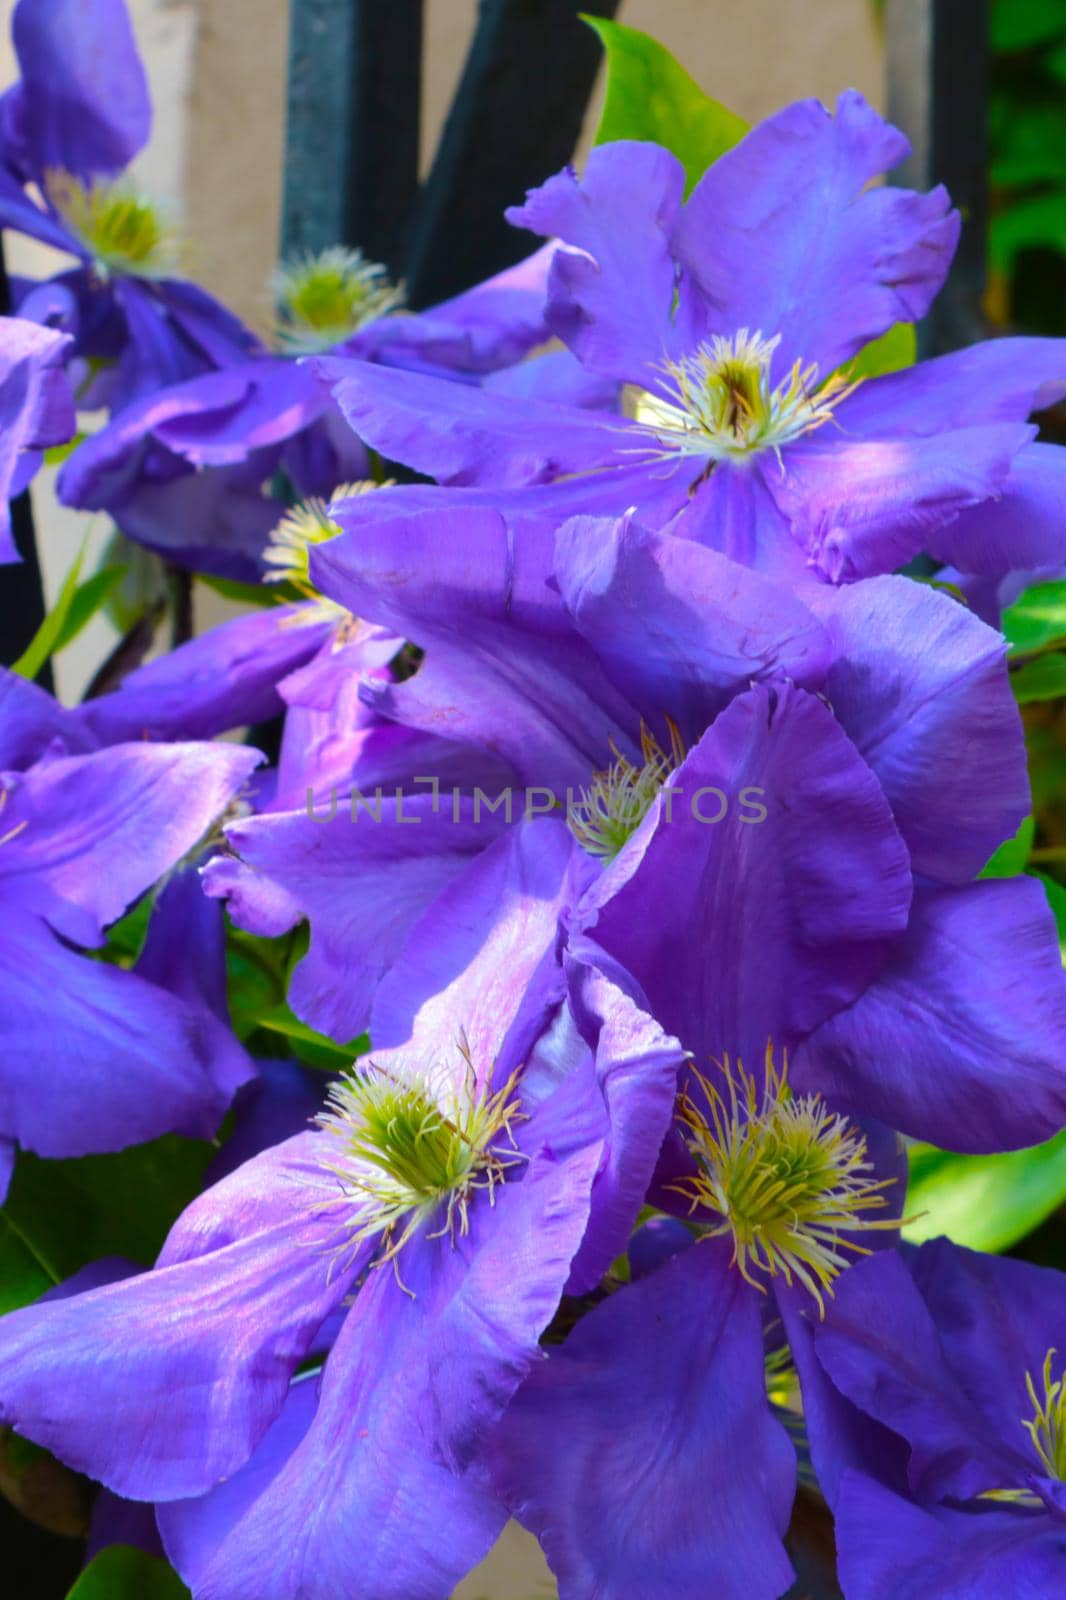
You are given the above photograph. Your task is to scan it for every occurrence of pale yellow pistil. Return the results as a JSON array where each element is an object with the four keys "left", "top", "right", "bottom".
[
  {"left": 272, "top": 247, "right": 404, "bottom": 354},
  {"left": 673, "top": 1044, "right": 897, "bottom": 1312},
  {"left": 45, "top": 169, "right": 178, "bottom": 279},
  {"left": 568, "top": 721, "right": 685, "bottom": 861},
  {"left": 264, "top": 481, "right": 380, "bottom": 630},
  {"left": 312, "top": 1039, "right": 526, "bottom": 1288},
  {"left": 627, "top": 329, "right": 859, "bottom": 469}
]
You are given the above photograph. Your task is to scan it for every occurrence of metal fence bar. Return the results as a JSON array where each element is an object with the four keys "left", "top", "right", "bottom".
[
  {"left": 280, "top": 0, "right": 424, "bottom": 271},
  {"left": 886, "top": 0, "right": 990, "bottom": 352},
  {"left": 403, "top": 0, "right": 620, "bottom": 308},
  {"left": 0, "top": 237, "right": 53, "bottom": 685}
]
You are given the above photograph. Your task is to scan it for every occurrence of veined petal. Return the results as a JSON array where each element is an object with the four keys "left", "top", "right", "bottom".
[
  {"left": 836, "top": 1472, "right": 1066, "bottom": 1600},
  {"left": 554, "top": 511, "right": 829, "bottom": 743},
  {"left": 313, "top": 356, "right": 618, "bottom": 487},
  {"left": 772, "top": 423, "right": 1033, "bottom": 582},
  {"left": 0, "top": 910, "right": 252, "bottom": 1156},
  {"left": 0, "top": 1132, "right": 359, "bottom": 1499},
  {"left": 586, "top": 682, "right": 912, "bottom": 1067},
  {"left": 491, "top": 1240, "right": 796, "bottom": 1600},
  {"left": 795, "top": 879, "right": 1066, "bottom": 1152},
  {"left": 807, "top": 575, "right": 1028, "bottom": 883},
  {"left": 506, "top": 141, "right": 687, "bottom": 384},
  {"left": 0, "top": 740, "right": 262, "bottom": 947},
  {"left": 928, "top": 443, "right": 1066, "bottom": 577},
  {"left": 673, "top": 91, "right": 957, "bottom": 378},
  {"left": 837, "top": 336, "right": 1066, "bottom": 437},
  {"left": 10, "top": 0, "right": 151, "bottom": 181}
]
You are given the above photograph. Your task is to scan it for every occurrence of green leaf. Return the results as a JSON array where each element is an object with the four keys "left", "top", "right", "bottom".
[
  {"left": 848, "top": 321, "right": 917, "bottom": 381},
  {"left": 991, "top": 0, "right": 1066, "bottom": 52},
  {"left": 584, "top": 17, "right": 748, "bottom": 193},
  {"left": 0, "top": 1212, "right": 57, "bottom": 1315},
  {"left": 990, "top": 192, "right": 1066, "bottom": 275},
  {"left": 980, "top": 815, "right": 1035, "bottom": 877},
  {"left": 67, "top": 1547, "right": 190, "bottom": 1600},
  {"left": 1, "top": 1136, "right": 213, "bottom": 1284},
  {"left": 905, "top": 1128, "right": 1066, "bottom": 1253},
  {"left": 1003, "top": 579, "right": 1066, "bottom": 656},
  {"left": 54, "top": 563, "right": 126, "bottom": 653},
  {"left": 43, "top": 432, "right": 86, "bottom": 467},
  {"left": 1011, "top": 651, "right": 1066, "bottom": 703},
  {"left": 251, "top": 1003, "right": 367, "bottom": 1071},
  {"left": 9, "top": 537, "right": 89, "bottom": 680}
]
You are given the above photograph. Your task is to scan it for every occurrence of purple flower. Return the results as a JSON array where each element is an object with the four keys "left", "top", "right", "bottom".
[
  {"left": 812, "top": 1240, "right": 1066, "bottom": 1598},
  {"left": 0, "top": 314, "right": 75, "bottom": 561},
  {"left": 0, "top": 730, "right": 261, "bottom": 1188},
  {"left": 204, "top": 505, "right": 1066, "bottom": 1155},
  {"left": 314, "top": 93, "right": 1066, "bottom": 591},
  {"left": 0, "top": 822, "right": 685, "bottom": 1598},
  {"left": 54, "top": 248, "right": 611, "bottom": 577},
  {"left": 1, "top": 0, "right": 259, "bottom": 416}
]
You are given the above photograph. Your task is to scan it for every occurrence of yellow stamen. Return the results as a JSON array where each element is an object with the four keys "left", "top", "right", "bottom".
[
  {"left": 625, "top": 329, "right": 860, "bottom": 469},
  {"left": 568, "top": 720, "right": 685, "bottom": 861},
  {"left": 45, "top": 169, "right": 178, "bottom": 279},
  {"left": 271, "top": 247, "right": 404, "bottom": 354},
  {"left": 673, "top": 1043, "right": 898, "bottom": 1313},
  {"left": 311, "top": 1034, "right": 526, "bottom": 1292},
  {"left": 1024, "top": 1349, "right": 1066, "bottom": 1481}
]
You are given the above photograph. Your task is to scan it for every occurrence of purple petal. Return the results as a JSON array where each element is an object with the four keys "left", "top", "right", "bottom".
[
  {"left": 807, "top": 575, "right": 1028, "bottom": 883},
  {"left": 836, "top": 1472, "right": 1066, "bottom": 1600},
  {"left": 485, "top": 346, "right": 618, "bottom": 411},
  {"left": 928, "top": 443, "right": 1066, "bottom": 577},
  {"left": 561, "top": 943, "right": 686, "bottom": 1294},
  {"left": 816, "top": 1250, "right": 1041, "bottom": 1502},
  {"left": 796, "top": 878, "right": 1066, "bottom": 1152},
  {"left": 359, "top": 242, "right": 557, "bottom": 374},
  {"left": 554, "top": 511, "right": 829, "bottom": 743},
  {"left": 311, "top": 508, "right": 640, "bottom": 791},
  {"left": 10, "top": 0, "right": 151, "bottom": 181},
  {"left": 213, "top": 794, "right": 508, "bottom": 1042},
  {"left": 0, "top": 1133, "right": 361, "bottom": 1499},
  {"left": 0, "top": 740, "right": 261, "bottom": 947},
  {"left": 314, "top": 355, "right": 618, "bottom": 486},
  {"left": 206, "top": 1060, "right": 324, "bottom": 1185},
  {"left": 772, "top": 423, "right": 1033, "bottom": 582},
  {"left": 909, "top": 1239, "right": 1066, "bottom": 1478},
  {"left": 673, "top": 91, "right": 957, "bottom": 377},
  {"left": 505, "top": 142, "right": 687, "bottom": 384},
  {"left": 76, "top": 606, "right": 331, "bottom": 744},
  {"left": 0, "top": 910, "right": 252, "bottom": 1157},
  {"left": 0, "top": 667, "right": 96, "bottom": 768},
  {"left": 837, "top": 336, "right": 1066, "bottom": 436},
  {"left": 0, "top": 316, "right": 74, "bottom": 560},
  {"left": 492, "top": 1240, "right": 796, "bottom": 1600},
  {"left": 587, "top": 682, "right": 912, "bottom": 1067},
  {"left": 165, "top": 1129, "right": 602, "bottom": 1599},
  {"left": 370, "top": 819, "right": 577, "bottom": 1081}
]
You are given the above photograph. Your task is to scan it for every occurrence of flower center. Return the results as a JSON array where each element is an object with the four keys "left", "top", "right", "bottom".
[
  {"left": 264, "top": 482, "right": 380, "bottom": 626},
  {"left": 45, "top": 170, "right": 176, "bottom": 279},
  {"left": 314, "top": 1044, "right": 525, "bottom": 1281},
  {"left": 628, "top": 329, "right": 859, "bottom": 467},
  {"left": 271, "top": 247, "right": 404, "bottom": 353},
  {"left": 568, "top": 721, "right": 685, "bottom": 861},
  {"left": 673, "top": 1044, "right": 896, "bottom": 1311},
  {"left": 1024, "top": 1349, "right": 1066, "bottom": 1481}
]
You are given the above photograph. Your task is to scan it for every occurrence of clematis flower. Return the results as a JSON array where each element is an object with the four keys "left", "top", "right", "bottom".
[
  {"left": 314, "top": 91, "right": 1066, "bottom": 592},
  {"left": 0, "top": 314, "right": 75, "bottom": 561},
  {"left": 205, "top": 504, "right": 1066, "bottom": 1155},
  {"left": 0, "top": 0, "right": 260, "bottom": 416},
  {"left": 0, "top": 822, "right": 685, "bottom": 1599},
  {"left": 482, "top": 721, "right": 921, "bottom": 1599},
  {"left": 53, "top": 249, "right": 613, "bottom": 577},
  {"left": 0, "top": 731, "right": 261, "bottom": 1191},
  {"left": 812, "top": 1240, "right": 1066, "bottom": 1598}
]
